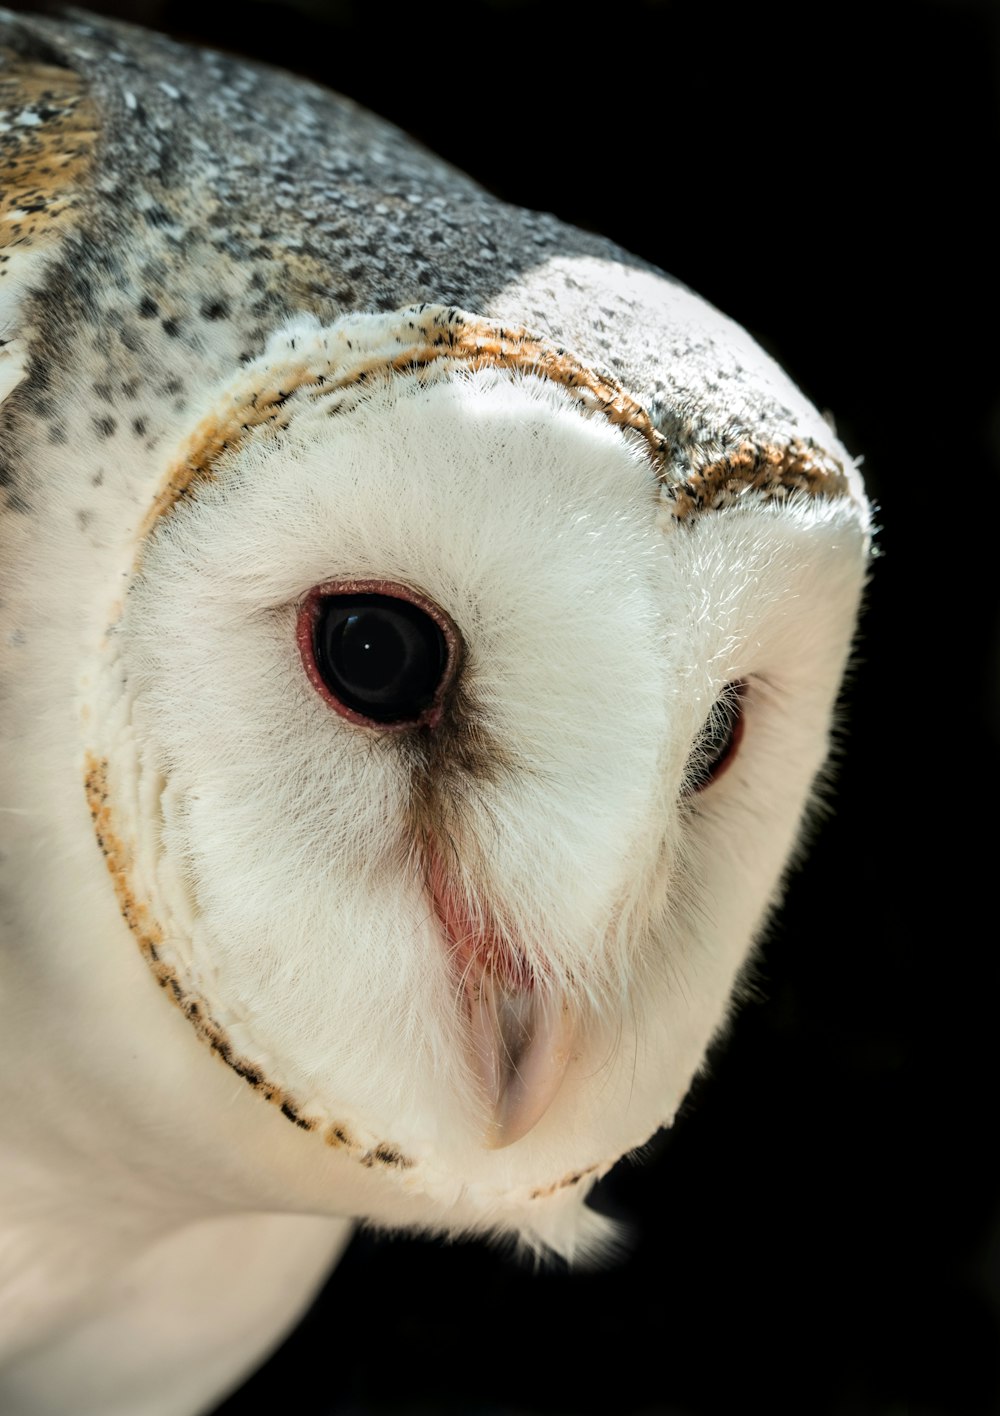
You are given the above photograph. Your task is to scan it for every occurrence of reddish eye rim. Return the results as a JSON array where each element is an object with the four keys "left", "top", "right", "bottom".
[{"left": 296, "top": 578, "right": 462, "bottom": 732}]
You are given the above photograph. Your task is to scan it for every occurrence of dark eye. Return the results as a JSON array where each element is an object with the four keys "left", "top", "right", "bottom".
[
  {"left": 300, "top": 585, "right": 455, "bottom": 727},
  {"left": 685, "top": 681, "right": 746, "bottom": 793}
]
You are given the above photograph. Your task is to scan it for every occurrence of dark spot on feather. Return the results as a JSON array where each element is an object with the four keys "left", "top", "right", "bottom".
[
  {"left": 373, "top": 1145, "right": 413, "bottom": 1170},
  {"left": 280, "top": 1101, "right": 314, "bottom": 1131}
]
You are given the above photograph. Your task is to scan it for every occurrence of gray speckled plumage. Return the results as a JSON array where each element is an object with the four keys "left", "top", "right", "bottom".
[{"left": 0, "top": 4, "right": 854, "bottom": 532}]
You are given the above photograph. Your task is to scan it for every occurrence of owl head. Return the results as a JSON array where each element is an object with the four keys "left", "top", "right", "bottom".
[{"left": 0, "top": 13, "right": 869, "bottom": 1264}]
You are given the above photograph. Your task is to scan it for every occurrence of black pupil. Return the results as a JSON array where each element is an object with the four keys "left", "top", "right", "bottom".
[{"left": 313, "top": 594, "right": 448, "bottom": 723}]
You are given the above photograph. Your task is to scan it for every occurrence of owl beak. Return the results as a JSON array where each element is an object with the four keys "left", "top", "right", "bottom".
[
  {"left": 467, "top": 969, "right": 576, "bottom": 1149},
  {"left": 426, "top": 848, "right": 576, "bottom": 1147}
]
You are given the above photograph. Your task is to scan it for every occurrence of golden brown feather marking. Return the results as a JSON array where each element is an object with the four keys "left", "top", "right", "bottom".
[
  {"left": 665, "top": 437, "right": 851, "bottom": 519},
  {"left": 0, "top": 55, "right": 98, "bottom": 253},
  {"left": 137, "top": 305, "right": 852, "bottom": 545},
  {"left": 135, "top": 369, "right": 313, "bottom": 542},
  {"left": 83, "top": 751, "right": 415, "bottom": 1166},
  {"left": 529, "top": 1162, "right": 600, "bottom": 1200},
  {"left": 136, "top": 306, "right": 672, "bottom": 542}
]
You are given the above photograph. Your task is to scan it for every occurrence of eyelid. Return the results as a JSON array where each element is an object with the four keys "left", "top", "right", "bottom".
[{"left": 684, "top": 680, "right": 746, "bottom": 794}]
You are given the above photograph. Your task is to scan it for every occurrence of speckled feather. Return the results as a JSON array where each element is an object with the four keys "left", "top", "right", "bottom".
[{"left": 0, "top": 5, "right": 852, "bottom": 530}]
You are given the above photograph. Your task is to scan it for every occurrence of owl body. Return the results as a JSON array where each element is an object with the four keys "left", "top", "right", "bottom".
[{"left": 0, "top": 10, "right": 869, "bottom": 1415}]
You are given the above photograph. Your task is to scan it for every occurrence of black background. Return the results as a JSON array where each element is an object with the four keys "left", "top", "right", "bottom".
[{"left": 9, "top": 2, "right": 998, "bottom": 1412}]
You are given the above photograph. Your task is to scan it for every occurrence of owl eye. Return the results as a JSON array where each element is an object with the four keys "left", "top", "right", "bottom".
[
  {"left": 685, "top": 681, "right": 746, "bottom": 793},
  {"left": 300, "top": 585, "right": 455, "bottom": 727}
]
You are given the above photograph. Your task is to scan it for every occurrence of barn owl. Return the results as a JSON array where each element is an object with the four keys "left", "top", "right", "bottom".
[{"left": 0, "top": 8, "right": 870, "bottom": 1415}]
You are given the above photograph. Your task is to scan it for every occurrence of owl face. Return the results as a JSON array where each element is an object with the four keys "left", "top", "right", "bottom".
[
  {"left": 0, "top": 8, "right": 871, "bottom": 1273},
  {"left": 81, "top": 307, "right": 869, "bottom": 1253}
]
